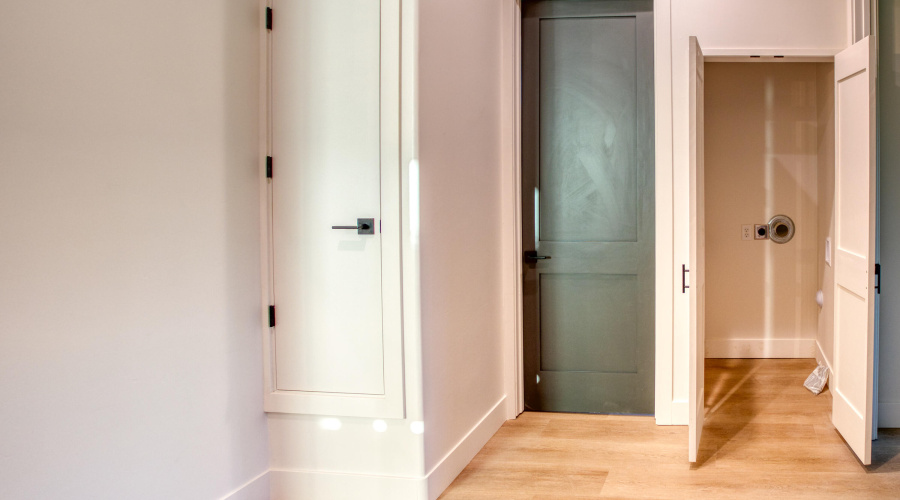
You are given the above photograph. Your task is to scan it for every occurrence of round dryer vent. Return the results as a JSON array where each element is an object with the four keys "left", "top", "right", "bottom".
[{"left": 768, "top": 215, "right": 795, "bottom": 244}]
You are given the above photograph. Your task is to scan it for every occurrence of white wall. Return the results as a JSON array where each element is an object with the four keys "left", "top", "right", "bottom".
[
  {"left": 0, "top": 1, "right": 269, "bottom": 499},
  {"left": 878, "top": 0, "right": 900, "bottom": 427},
  {"left": 418, "top": 0, "right": 509, "bottom": 497},
  {"left": 656, "top": 0, "right": 848, "bottom": 423},
  {"left": 704, "top": 63, "right": 819, "bottom": 359}
]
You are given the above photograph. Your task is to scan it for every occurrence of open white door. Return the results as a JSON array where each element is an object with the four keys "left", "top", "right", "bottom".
[
  {"left": 832, "top": 35, "right": 877, "bottom": 465},
  {"left": 688, "top": 36, "right": 705, "bottom": 464}
]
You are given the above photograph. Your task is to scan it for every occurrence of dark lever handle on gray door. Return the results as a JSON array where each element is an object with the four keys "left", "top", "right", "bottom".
[
  {"left": 524, "top": 250, "right": 551, "bottom": 263},
  {"left": 332, "top": 218, "right": 375, "bottom": 235}
]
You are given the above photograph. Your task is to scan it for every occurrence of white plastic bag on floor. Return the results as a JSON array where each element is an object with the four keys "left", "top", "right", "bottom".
[{"left": 804, "top": 364, "right": 829, "bottom": 395}]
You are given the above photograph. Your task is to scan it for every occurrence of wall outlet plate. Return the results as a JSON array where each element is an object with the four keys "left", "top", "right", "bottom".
[
  {"left": 754, "top": 224, "right": 769, "bottom": 240},
  {"left": 742, "top": 224, "right": 753, "bottom": 240}
]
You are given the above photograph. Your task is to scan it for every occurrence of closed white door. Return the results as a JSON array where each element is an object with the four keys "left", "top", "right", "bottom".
[
  {"left": 687, "top": 36, "right": 705, "bottom": 464},
  {"left": 832, "top": 35, "right": 877, "bottom": 465},
  {"left": 269, "top": 0, "right": 401, "bottom": 403}
]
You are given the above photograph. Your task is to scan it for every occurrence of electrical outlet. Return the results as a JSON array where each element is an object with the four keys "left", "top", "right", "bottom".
[{"left": 742, "top": 225, "right": 753, "bottom": 240}]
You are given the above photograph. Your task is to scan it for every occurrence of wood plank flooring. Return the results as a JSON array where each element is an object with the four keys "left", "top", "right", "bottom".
[{"left": 439, "top": 359, "right": 900, "bottom": 499}]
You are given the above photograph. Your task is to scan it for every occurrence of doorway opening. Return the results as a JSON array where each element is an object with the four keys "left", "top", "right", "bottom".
[{"left": 699, "top": 60, "right": 837, "bottom": 463}]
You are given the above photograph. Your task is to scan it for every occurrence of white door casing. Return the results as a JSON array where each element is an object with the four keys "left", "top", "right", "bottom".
[
  {"left": 832, "top": 35, "right": 877, "bottom": 465},
  {"left": 688, "top": 35, "right": 705, "bottom": 464},
  {"left": 264, "top": 0, "right": 404, "bottom": 418}
]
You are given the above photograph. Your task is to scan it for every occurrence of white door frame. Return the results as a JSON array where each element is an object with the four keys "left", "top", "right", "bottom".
[
  {"left": 499, "top": 0, "right": 678, "bottom": 421},
  {"left": 499, "top": 0, "right": 524, "bottom": 419}
]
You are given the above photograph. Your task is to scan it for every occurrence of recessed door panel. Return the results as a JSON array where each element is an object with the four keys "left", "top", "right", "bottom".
[
  {"left": 539, "top": 17, "right": 638, "bottom": 243},
  {"left": 271, "top": 0, "right": 384, "bottom": 395},
  {"left": 540, "top": 274, "right": 638, "bottom": 373}
]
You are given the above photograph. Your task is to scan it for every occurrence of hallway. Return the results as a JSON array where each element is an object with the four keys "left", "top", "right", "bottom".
[{"left": 439, "top": 359, "right": 900, "bottom": 499}]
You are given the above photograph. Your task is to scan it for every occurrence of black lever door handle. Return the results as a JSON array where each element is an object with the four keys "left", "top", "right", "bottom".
[
  {"left": 524, "top": 250, "right": 551, "bottom": 263},
  {"left": 332, "top": 218, "right": 375, "bottom": 235}
]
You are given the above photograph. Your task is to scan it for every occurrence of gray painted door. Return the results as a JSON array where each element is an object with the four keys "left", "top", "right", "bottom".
[{"left": 522, "top": 0, "right": 654, "bottom": 414}]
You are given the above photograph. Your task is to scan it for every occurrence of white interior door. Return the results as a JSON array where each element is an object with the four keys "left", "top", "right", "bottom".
[
  {"left": 688, "top": 36, "right": 705, "bottom": 464},
  {"left": 832, "top": 35, "right": 877, "bottom": 465},
  {"left": 265, "top": 0, "right": 404, "bottom": 418},
  {"left": 272, "top": 0, "right": 383, "bottom": 395}
]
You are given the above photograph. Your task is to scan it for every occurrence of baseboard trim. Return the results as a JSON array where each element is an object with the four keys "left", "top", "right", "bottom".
[
  {"left": 221, "top": 470, "right": 270, "bottom": 500},
  {"left": 815, "top": 340, "right": 833, "bottom": 373},
  {"left": 706, "top": 338, "right": 816, "bottom": 358},
  {"left": 269, "top": 469, "right": 426, "bottom": 500},
  {"left": 425, "top": 396, "right": 508, "bottom": 500}
]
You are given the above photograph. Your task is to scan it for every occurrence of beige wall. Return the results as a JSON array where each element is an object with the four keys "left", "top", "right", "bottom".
[
  {"left": 704, "top": 63, "right": 822, "bottom": 358},
  {"left": 816, "top": 63, "right": 836, "bottom": 368}
]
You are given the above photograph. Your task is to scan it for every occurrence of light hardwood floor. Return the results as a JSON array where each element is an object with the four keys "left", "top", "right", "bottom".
[{"left": 439, "top": 359, "right": 900, "bottom": 499}]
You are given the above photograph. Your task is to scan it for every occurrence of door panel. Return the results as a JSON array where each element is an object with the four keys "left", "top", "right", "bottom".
[
  {"left": 522, "top": 0, "right": 654, "bottom": 414},
  {"left": 688, "top": 36, "right": 705, "bottom": 464},
  {"left": 271, "top": 0, "right": 384, "bottom": 395},
  {"left": 832, "top": 35, "right": 876, "bottom": 465},
  {"left": 539, "top": 17, "right": 638, "bottom": 243},
  {"left": 540, "top": 274, "right": 639, "bottom": 373}
]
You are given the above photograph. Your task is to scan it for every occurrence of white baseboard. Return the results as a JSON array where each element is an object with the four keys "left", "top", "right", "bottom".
[
  {"left": 221, "top": 470, "right": 270, "bottom": 500},
  {"left": 878, "top": 402, "right": 900, "bottom": 428},
  {"left": 425, "top": 396, "right": 508, "bottom": 500},
  {"left": 669, "top": 399, "right": 689, "bottom": 425},
  {"left": 269, "top": 469, "right": 426, "bottom": 500},
  {"left": 261, "top": 397, "right": 509, "bottom": 500},
  {"left": 815, "top": 340, "right": 833, "bottom": 372},
  {"left": 706, "top": 338, "right": 817, "bottom": 358}
]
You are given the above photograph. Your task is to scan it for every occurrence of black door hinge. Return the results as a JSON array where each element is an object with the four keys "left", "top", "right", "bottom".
[
  {"left": 682, "top": 264, "right": 690, "bottom": 293},
  {"left": 268, "top": 305, "right": 276, "bottom": 327},
  {"left": 875, "top": 263, "right": 881, "bottom": 294},
  {"left": 266, "top": 7, "right": 273, "bottom": 30},
  {"left": 266, "top": 156, "right": 273, "bottom": 178}
]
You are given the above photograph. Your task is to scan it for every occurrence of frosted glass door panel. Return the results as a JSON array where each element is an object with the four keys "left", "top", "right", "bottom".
[{"left": 271, "top": 0, "right": 384, "bottom": 395}]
